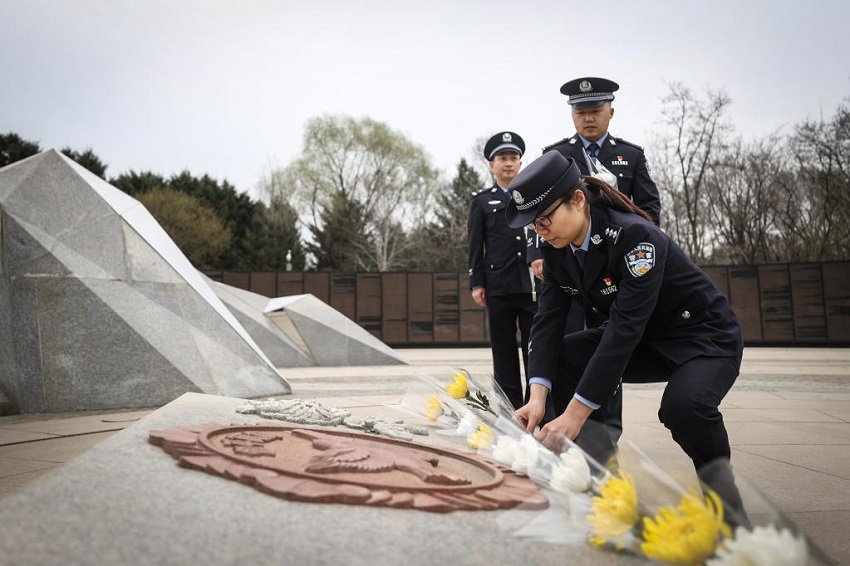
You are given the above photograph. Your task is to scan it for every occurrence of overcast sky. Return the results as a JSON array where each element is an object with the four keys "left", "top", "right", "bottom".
[{"left": 3, "top": 0, "right": 849, "bottom": 198}]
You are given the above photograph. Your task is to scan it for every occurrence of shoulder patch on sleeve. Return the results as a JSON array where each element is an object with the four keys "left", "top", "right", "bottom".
[
  {"left": 602, "top": 223, "right": 623, "bottom": 244},
  {"left": 612, "top": 136, "right": 645, "bottom": 152},
  {"left": 624, "top": 242, "right": 656, "bottom": 277}
]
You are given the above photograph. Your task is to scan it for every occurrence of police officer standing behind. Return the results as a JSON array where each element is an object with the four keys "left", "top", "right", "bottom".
[
  {"left": 468, "top": 132, "right": 536, "bottom": 410},
  {"left": 529, "top": 77, "right": 661, "bottom": 279}
]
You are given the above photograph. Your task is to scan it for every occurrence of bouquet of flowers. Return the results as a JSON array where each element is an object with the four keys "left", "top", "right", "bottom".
[
  {"left": 500, "top": 418, "right": 829, "bottom": 565},
  {"left": 388, "top": 370, "right": 827, "bottom": 564},
  {"left": 386, "top": 369, "right": 506, "bottom": 451},
  {"left": 695, "top": 457, "right": 826, "bottom": 566}
]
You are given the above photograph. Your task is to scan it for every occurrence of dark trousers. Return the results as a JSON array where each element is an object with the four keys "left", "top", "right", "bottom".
[
  {"left": 486, "top": 293, "right": 536, "bottom": 409},
  {"left": 547, "top": 304, "right": 623, "bottom": 441},
  {"left": 554, "top": 327, "right": 741, "bottom": 470}
]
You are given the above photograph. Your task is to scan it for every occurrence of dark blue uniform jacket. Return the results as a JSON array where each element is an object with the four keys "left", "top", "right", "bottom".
[
  {"left": 529, "top": 206, "right": 742, "bottom": 405},
  {"left": 468, "top": 185, "right": 534, "bottom": 295},
  {"left": 544, "top": 134, "right": 661, "bottom": 224}
]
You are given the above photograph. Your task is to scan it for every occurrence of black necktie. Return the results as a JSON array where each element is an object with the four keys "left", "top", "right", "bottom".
[
  {"left": 574, "top": 248, "right": 587, "bottom": 275},
  {"left": 587, "top": 142, "right": 599, "bottom": 158}
]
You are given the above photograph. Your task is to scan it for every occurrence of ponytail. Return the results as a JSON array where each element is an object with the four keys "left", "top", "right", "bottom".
[{"left": 582, "top": 176, "right": 653, "bottom": 223}]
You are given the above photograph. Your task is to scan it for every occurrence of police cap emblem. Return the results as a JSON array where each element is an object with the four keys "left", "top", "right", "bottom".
[
  {"left": 484, "top": 131, "right": 525, "bottom": 161},
  {"left": 512, "top": 190, "right": 525, "bottom": 204},
  {"left": 560, "top": 77, "right": 620, "bottom": 108}
]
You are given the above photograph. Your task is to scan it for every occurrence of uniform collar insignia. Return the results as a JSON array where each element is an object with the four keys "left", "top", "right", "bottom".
[
  {"left": 602, "top": 223, "right": 622, "bottom": 244},
  {"left": 591, "top": 234, "right": 603, "bottom": 245},
  {"left": 568, "top": 137, "right": 577, "bottom": 145}
]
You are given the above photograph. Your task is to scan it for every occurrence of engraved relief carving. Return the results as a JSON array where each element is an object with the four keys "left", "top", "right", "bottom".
[{"left": 149, "top": 423, "right": 548, "bottom": 513}]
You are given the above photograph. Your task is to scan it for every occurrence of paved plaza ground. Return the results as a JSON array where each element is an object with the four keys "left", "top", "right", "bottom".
[{"left": 0, "top": 347, "right": 848, "bottom": 564}]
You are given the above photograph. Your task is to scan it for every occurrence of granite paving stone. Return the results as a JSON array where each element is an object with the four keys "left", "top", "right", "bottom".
[
  {"left": 0, "top": 429, "right": 56, "bottom": 445},
  {"left": 0, "top": 346, "right": 848, "bottom": 565},
  {"left": 735, "top": 444, "right": 850, "bottom": 480},
  {"left": 0, "top": 393, "right": 644, "bottom": 566}
]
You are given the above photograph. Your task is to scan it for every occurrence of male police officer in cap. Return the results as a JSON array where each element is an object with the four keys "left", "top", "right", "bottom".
[
  {"left": 527, "top": 78, "right": 662, "bottom": 434},
  {"left": 468, "top": 132, "right": 537, "bottom": 410},
  {"left": 529, "top": 77, "right": 661, "bottom": 279}
]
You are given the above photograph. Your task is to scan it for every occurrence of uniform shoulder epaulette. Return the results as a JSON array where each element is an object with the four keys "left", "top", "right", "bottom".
[
  {"left": 601, "top": 222, "right": 623, "bottom": 244},
  {"left": 542, "top": 137, "right": 572, "bottom": 153},
  {"left": 611, "top": 136, "right": 644, "bottom": 152}
]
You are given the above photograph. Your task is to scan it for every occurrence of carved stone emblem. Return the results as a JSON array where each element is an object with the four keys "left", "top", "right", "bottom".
[{"left": 149, "top": 423, "right": 548, "bottom": 513}]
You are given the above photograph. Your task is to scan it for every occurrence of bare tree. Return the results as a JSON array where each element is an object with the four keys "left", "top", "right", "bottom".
[
  {"left": 651, "top": 83, "right": 732, "bottom": 262},
  {"left": 260, "top": 115, "right": 440, "bottom": 271},
  {"left": 706, "top": 135, "right": 792, "bottom": 264},
  {"left": 781, "top": 103, "right": 850, "bottom": 260}
]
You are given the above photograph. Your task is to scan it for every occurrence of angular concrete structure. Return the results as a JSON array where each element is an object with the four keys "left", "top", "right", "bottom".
[
  {"left": 265, "top": 294, "right": 407, "bottom": 366},
  {"left": 0, "top": 150, "right": 291, "bottom": 414},
  {"left": 206, "top": 277, "right": 408, "bottom": 368},
  {"left": 203, "top": 276, "right": 315, "bottom": 368}
]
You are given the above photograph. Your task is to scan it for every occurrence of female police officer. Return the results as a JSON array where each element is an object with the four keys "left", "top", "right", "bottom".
[{"left": 505, "top": 151, "right": 743, "bottom": 473}]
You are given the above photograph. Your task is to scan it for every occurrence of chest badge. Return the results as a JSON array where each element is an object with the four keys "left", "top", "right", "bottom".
[
  {"left": 610, "top": 155, "right": 629, "bottom": 166},
  {"left": 600, "top": 277, "right": 618, "bottom": 296}
]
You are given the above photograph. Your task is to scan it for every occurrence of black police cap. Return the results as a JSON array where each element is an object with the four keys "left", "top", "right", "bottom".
[
  {"left": 483, "top": 131, "right": 525, "bottom": 161},
  {"left": 505, "top": 151, "right": 581, "bottom": 229},
  {"left": 560, "top": 77, "right": 619, "bottom": 108}
]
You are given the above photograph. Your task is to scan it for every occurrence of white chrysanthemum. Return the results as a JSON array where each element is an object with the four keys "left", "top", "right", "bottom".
[
  {"left": 549, "top": 448, "right": 592, "bottom": 494},
  {"left": 455, "top": 411, "right": 478, "bottom": 435},
  {"left": 706, "top": 525, "right": 808, "bottom": 566},
  {"left": 490, "top": 435, "right": 521, "bottom": 467},
  {"left": 510, "top": 434, "right": 541, "bottom": 475}
]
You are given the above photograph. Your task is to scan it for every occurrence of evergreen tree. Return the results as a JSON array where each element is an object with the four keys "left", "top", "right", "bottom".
[
  {"left": 0, "top": 132, "right": 40, "bottom": 167},
  {"left": 306, "top": 190, "right": 373, "bottom": 271},
  {"left": 408, "top": 158, "right": 482, "bottom": 271},
  {"left": 61, "top": 147, "right": 107, "bottom": 179},
  {"left": 245, "top": 200, "right": 307, "bottom": 270},
  {"left": 110, "top": 170, "right": 168, "bottom": 196}
]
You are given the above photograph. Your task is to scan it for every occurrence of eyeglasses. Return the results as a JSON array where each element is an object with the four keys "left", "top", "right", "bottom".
[{"left": 526, "top": 200, "right": 565, "bottom": 230}]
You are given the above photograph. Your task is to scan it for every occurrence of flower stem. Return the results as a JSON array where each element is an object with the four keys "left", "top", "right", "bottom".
[{"left": 465, "top": 392, "right": 496, "bottom": 415}]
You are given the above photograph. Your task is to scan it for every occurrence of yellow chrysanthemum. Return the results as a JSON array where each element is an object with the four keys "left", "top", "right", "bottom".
[
  {"left": 640, "top": 490, "right": 731, "bottom": 565},
  {"left": 467, "top": 422, "right": 493, "bottom": 450},
  {"left": 424, "top": 395, "right": 443, "bottom": 421},
  {"left": 587, "top": 471, "right": 640, "bottom": 549},
  {"left": 446, "top": 372, "right": 469, "bottom": 399}
]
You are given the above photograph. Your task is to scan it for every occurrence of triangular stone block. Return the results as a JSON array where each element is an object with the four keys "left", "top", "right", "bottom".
[
  {"left": 0, "top": 150, "right": 290, "bottom": 413},
  {"left": 203, "top": 276, "right": 316, "bottom": 367},
  {"left": 265, "top": 294, "right": 407, "bottom": 366}
]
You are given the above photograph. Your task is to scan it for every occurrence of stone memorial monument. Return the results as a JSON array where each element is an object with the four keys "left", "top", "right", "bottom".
[
  {"left": 0, "top": 150, "right": 291, "bottom": 413},
  {"left": 207, "top": 279, "right": 408, "bottom": 367}
]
